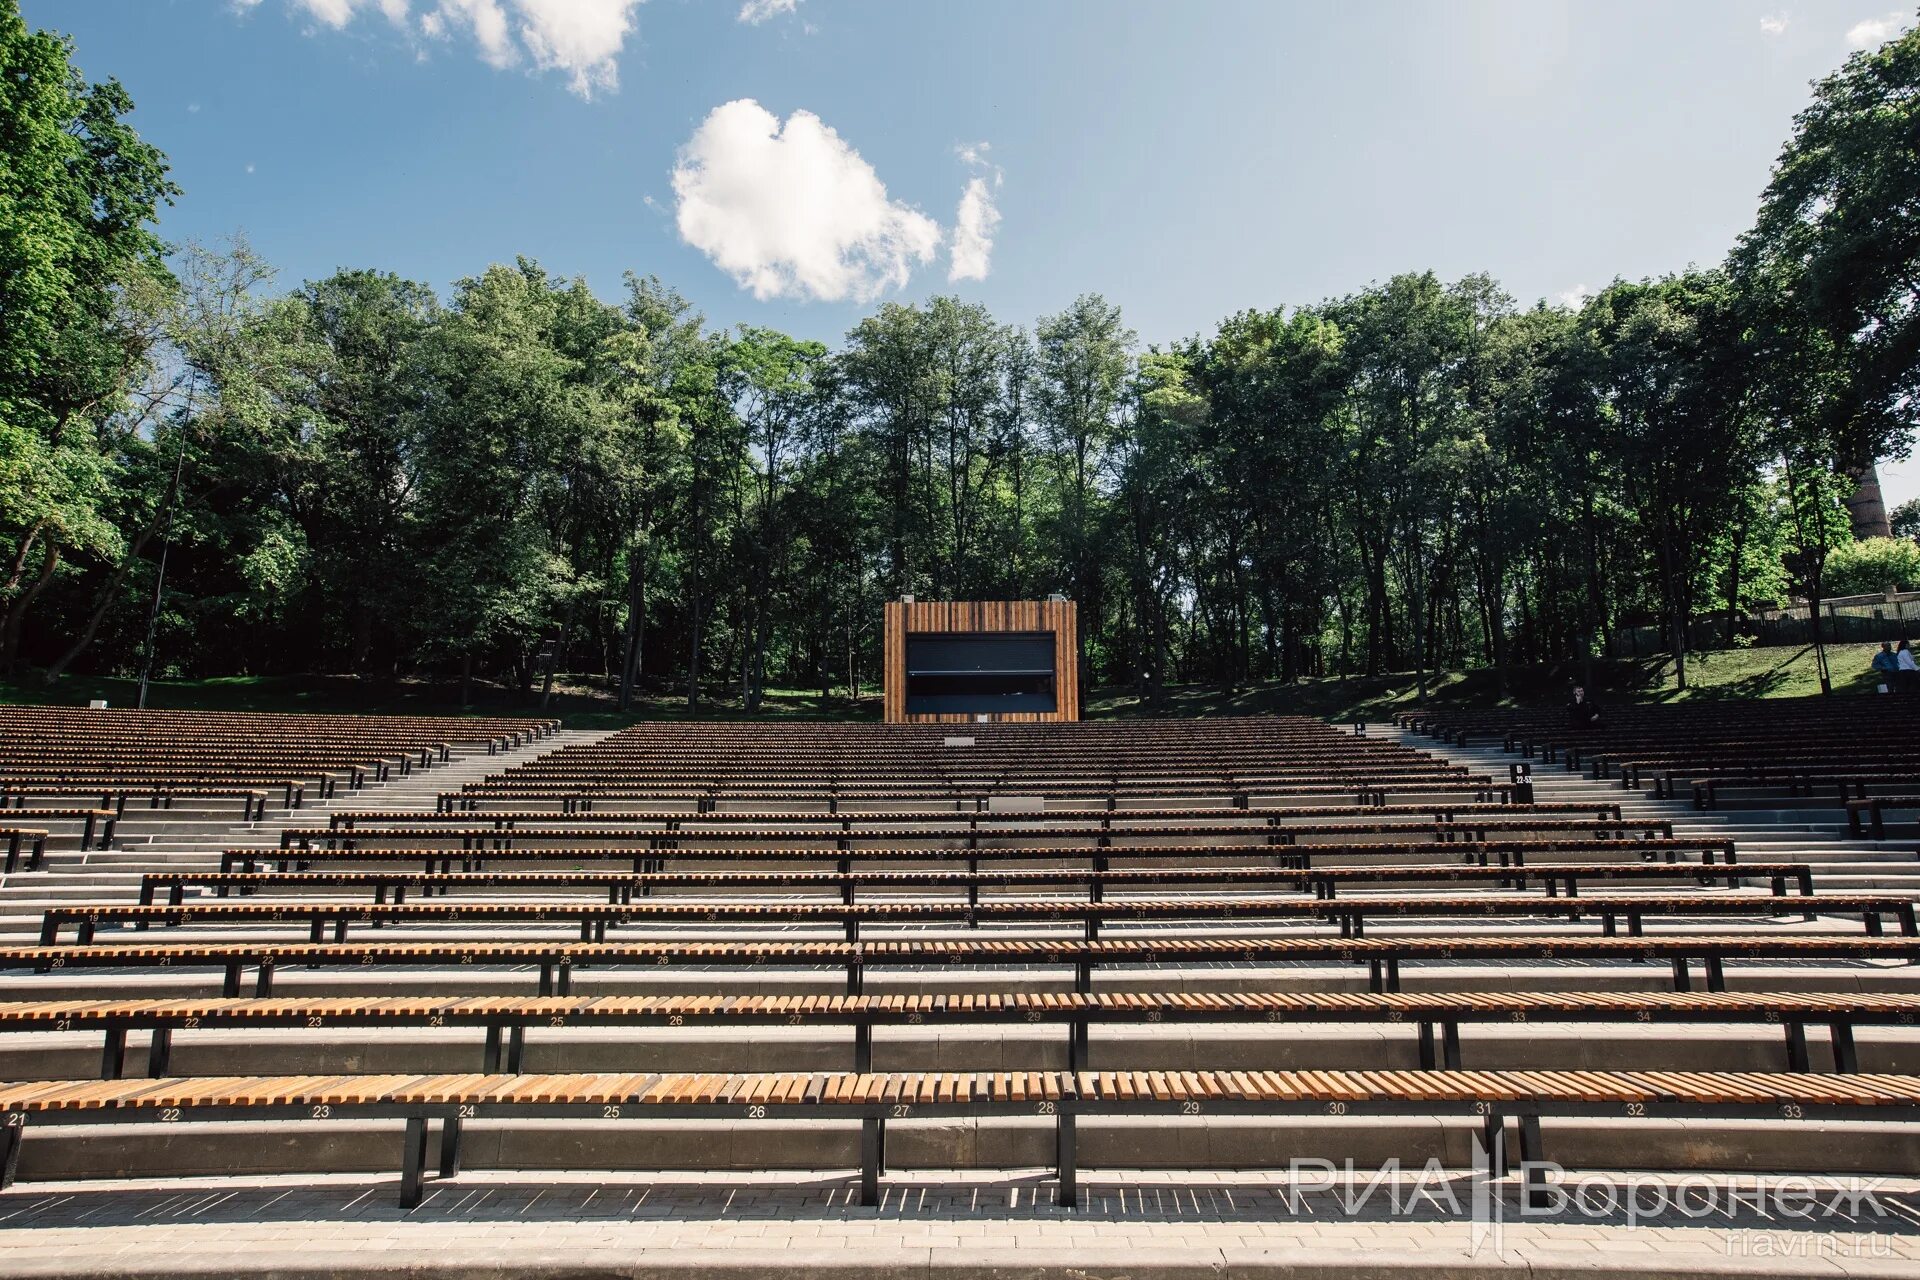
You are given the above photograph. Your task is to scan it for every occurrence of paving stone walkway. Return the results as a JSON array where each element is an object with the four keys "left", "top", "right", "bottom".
[{"left": 5, "top": 1170, "right": 1919, "bottom": 1277}]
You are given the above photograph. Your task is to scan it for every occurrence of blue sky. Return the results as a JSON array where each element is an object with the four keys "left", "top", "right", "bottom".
[{"left": 23, "top": 0, "right": 1920, "bottom": 497}]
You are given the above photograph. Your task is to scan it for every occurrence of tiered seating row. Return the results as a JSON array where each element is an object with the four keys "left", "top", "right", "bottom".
[
  {"left": 5, "top": 989, "right": 1899, "bottom": 1080},
  {"left": 4, "top": 1068, "right": 1913, "bottom": 1209}
]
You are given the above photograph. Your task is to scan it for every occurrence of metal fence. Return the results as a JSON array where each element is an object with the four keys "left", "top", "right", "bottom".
[{"left": 1603, "top": 592, "right": 1920, "bottom": 658}]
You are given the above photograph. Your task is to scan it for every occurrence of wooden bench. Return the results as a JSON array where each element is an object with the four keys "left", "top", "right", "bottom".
[
  {"left": 281, "top": 817, "right": 1674, "bottom": 853},
  {"left": 0, "top": 809, "right": 115, "bottom": 853},
  {"left": 1, "top": 785, "right": 274, "bottom": 820},
  {"left": 3, "top": 1066, "right": 1914, "bottom": 1208},
  {"left": 359, "top": 807, "right": 1657, "bottom": 834},
  {"left": 1847, "top": 796, "right": 1920, "bottom": 839},
  {"left": 9, "top": 931, "right": 1916, "bottom": 998},
  {"left": 138, "top": 859, "right": 1818, "bottom": 909},
  {"left": 5, "top": 988, "right": 1909, "bottom": 1084},
  {"left": 1688, "top": 768, "right": 1920, "bottom": 810},
  {"left": 224, "top": 837, "right": 1745, "bottom": 880},
  {"left": 0, "top": 829, "right": 48, "bottom": 874},
  {"left": 38, "top": 890, "right": 1911, "bottom": 948},
  {"left": 456, "top": 780, "right": 1524, "bottom": 811}
]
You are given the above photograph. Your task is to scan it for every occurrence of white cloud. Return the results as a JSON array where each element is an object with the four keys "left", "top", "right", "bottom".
[
  {"left": 1759, "top": 12, "right": 1789, "bottom": 36},
  {"left": 949, "top": 177, "right": 1000, "bottom": 283},
  {"left": 672, "top": 99, "right": 941, "bottom": 303},
  {"left": 948, "top": 142, "right": 1002, "bottom": 283},
  {"left": 285, "top": 0, "right": 409, "bottom": 26},
  {"left": 1847, "top": 10, "right": 1908, "bottom": 47},
  {"left": 737, "top": 0, "right": 797, "bottom": 24},
  {"left": 1557, "top": 284, "right": 1592, "bottom": 309},
  {"left": 294, "top": 0, "right": 359, "bottom": 26},
  {"left": 245, "top": 0, "right": 643, "bottom": 98},
  {"left": 245, "top": 162, "right": 257, "bottom": 173},
  {"left": 424, "top": 0, "right": 516, "bottom": 68},
  {"left": 515, "top": 0, "right": 643, "bottom": 98}
]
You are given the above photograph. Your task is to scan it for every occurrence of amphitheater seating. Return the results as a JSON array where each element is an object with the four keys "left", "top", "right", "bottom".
[
  {"left": 0, "top": 705, "right": 556, "bottom": 815},
  {"left": 2, "top": 710, "right": 1918, "bottom": 1214},
  {"left": 1399, "top": 697, "right": 1920, "bottom": 812}
]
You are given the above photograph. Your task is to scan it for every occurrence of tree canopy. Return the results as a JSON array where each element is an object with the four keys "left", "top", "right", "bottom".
[{"left": 2, "top": 2, "right": 1918, "bottom": 705}]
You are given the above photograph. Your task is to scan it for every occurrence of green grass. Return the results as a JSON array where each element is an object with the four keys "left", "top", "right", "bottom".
[
  {"left": 1084, "top": 642, "right": 1893, "bottom": 723},
  {"left": 1, "top": 642, "right": 1892, "bottom": 727}
]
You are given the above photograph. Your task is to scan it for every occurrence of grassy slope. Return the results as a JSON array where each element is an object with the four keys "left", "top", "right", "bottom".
[
  {"left": 1086, "top": 642, "right": 1891, "bottom": 722},
  {"left": 0, "top": 643, "right": 1892, "bottom": 728}
]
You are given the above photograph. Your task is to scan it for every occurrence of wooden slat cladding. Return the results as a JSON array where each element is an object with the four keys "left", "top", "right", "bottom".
[{"left": 883, "top": 600, "right": 1079, "bottom": 724}]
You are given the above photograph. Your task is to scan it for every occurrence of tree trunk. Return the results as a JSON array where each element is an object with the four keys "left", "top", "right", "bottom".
[
  {"left": 0, "top": 540, "right": 60, "bottom": 671},
  {"left": 1723, "top": 525, "right": 1746, "bottom": 647},
  {"left": 618, "top": 551, "right": 647, "bottom": 712},
  {"left": 41, "top": 508, "right": 171, "bottom": 686}
]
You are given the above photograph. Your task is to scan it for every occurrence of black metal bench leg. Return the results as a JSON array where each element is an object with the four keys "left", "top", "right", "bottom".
[
  {"left": 1481, "top": 1112, "right": 1506, "bottom": 1178},
  {"left": 1704, "top": 956, "right": 1726, "bottom": 992},
  {"left": 1071, "top": 1021, "right": 1089, "bottom": 1072},
  {"left": 438, "top": 1115, "right": 463, "bottom": 1177},
  {"left": 146, "top": 1027, "right": 172, "bottom": 1077},
  {"left": 1417, "top": 1022, "right": 1435, "bottom": 1069},
  {"left": 1831, "top": 1022, "right": 1859, "bottom": 1074},
  {"left": 0, "top": 1114, "right": 22, "bottom": 1189},
  {"left": 1055, "top": 1112, "right": 1078, "bottom": 1208},
  {"left": 1442, "top": 1022, "right": 1462, "bottom": 1069},
  {"left": 398, "top": 1116, "right": 429, "bottom": 1208},
  {"left": 483, "top": 1027, "right": 502, "bottom": 1072},
  {"left": 100, "top": 1027, "right": 126, "bottom": 1080},
  {"left": 1517, "top": 1115, "right": 1548, "bottom": 1209},
  {"left": 859, "top": 1117, "right": 882, "bottom": 1206},
  {"left": 1670, "top": 959, "right": 1691, "bottom": 992},
  {"left": 854, "top": 1024, "right": 872, "bottom": 1072},
  {"left": 508, "top": 1027, "right": 527, "bottom": 1073},
  {"left": 1785, "top": 1022, "right": 1810, "bottom": 1072}
]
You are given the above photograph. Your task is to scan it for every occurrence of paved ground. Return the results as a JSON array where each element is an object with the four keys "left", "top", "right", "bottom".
[{"left": 5, "top": 1169, "right": 1919, "bottom": 1277}]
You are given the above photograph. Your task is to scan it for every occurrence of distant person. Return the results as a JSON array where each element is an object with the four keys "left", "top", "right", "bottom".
[
  {"left": 1567, "top": 685, "right": 1602, "bottom": 730},
  {"left": 1899, "top": 640, "right": 1918, "bottom": 693},
  {"left": 1873, "top": 642, "right": 1900, "bottom": 692}
]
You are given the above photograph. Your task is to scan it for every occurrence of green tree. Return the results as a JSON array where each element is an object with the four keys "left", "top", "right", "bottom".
[{"left": 0, "top": 0, "right": 176, "bottom": 671}]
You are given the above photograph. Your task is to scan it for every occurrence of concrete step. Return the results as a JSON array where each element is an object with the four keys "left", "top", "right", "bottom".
[{"left": 15, "top": 1113, "right": 1920, "bottom": 1186}]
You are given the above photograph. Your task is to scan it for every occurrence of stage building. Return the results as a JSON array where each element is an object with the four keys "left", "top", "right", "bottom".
[{"left": 882, "top": 597, "right": 1080, "bottom": 723}]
